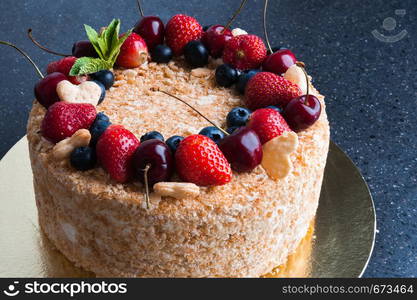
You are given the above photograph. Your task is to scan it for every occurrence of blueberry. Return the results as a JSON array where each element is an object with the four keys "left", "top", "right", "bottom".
[
  {"left": 266, "top": 105, "right": 283, "bottom": 113},
  {"left": 140, "top": 131, "right": 164, "bottom": 143},
  {"left": 70, "top": 147, "right": 97, "bottom": 171},
  {"left": 166, "top": 135, "right": 184, "bottom": 153},
  {"left": 235, "top": 69, "right": 259, "bottom": 94},
  {"left": 203, "top": 25, "right": 212, "bottom": 31},
  {"left": 267, "top": 46, "right": 288, "bottom": 55},
  {"left": 226, "top": 126, "right": 241, "bottom": 134},
  {"left": 90, "top": 70, "right": 114, "bottom": 90},
  {"left": 92, "top": 80, "right": 106, "bottom": 105},
  {"left": 226, "top": 107, "right": 251, "bottom": 127},
  {"left": 89, "top": 113, "right": 111, "bottom": 146},
  {"left": 184, "top": 41, "right": 209, "bottom": 68},
  {"left": 151, "top": 45, "right": 173, "bottom": 64},
  {"left": 199, "top": 126, "right": 226, "bottom": 144},
  {"left": 215, "top": 64, "right": 238, "bottom": 87}
]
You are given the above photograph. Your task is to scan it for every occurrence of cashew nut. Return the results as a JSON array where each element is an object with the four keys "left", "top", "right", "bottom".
[
  {"left": 153, "top": 182, "right": 200, "bottom": 199},
  {"left": 52, "top": 129, "right": 91, "bottom": 161}
]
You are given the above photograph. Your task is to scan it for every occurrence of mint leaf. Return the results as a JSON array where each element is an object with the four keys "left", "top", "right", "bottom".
[
  {"left": 108, "top": 28, "right": 132, "bottom": 65},
  {"left": 69, "top": 57, "right": 112, "bottom": 76},
  {"left": 84, "top": 25, "right": 104, "bottom": 59}
]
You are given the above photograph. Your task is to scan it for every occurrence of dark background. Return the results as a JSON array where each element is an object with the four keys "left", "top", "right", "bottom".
[{"left": 0, "top": 0, "right": 416, "bottom": 277}]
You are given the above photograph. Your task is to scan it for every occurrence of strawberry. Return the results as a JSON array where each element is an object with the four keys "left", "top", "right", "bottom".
[
  {"left": 41, "top": 102, "right": 96, "bottom": 143},
  {"left": 96, "top": 125, "right": 140, "bottom": 183},
  {"left": 46, "top": 56, "right": 88, "bottom": 85},
  {"left": 247, "top": 108, "right": 291, "bottom": 144},
  {"left": 165, "top": 14, "right": 203, "bottom": 56},
  {"left": 116, "top": 33, "right": 148, "bottom": 68},
  {"left": 175, "top": 135, "right": 232, "bottom": 186},
  {"left": 244, "top": 72, "right": 301, "bottom": 110},
  {"left": 222, "top": 34, "right": 266, "bottom": 70}
]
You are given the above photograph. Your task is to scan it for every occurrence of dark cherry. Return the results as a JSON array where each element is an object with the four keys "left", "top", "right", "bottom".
[
  {"left": 201, "top": 25, "right": 233, "bottom": 58},
  {"left": 133, "top": 139, "right": 174, "bottom": 185},
  {"left": 72, "top": 40, "right": 98, "bottom": 58},
  {"left": 283, "top": 95, "right": 321, "bottom": 132},
  {"left": 34, "top": 72, "right": 67, "bottom": 108},
  {"left": 218, "top": 127, "right": 263, "bottom": 172},
  {"left": 262, "top": 49, "right": 297, "bottom": 75},
  {"left": 133, "top": 16, "right": 165, "bottom": 50}
]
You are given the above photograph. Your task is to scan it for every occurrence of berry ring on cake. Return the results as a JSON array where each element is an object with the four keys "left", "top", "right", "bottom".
[{"left": 2, "top": 0, "right": 329, "bottom": 277}]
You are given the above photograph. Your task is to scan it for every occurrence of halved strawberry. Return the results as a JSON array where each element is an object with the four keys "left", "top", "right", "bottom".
[
  {"left": 175, "top": 134, "right": 232, "bottom": 186},
  {"left": 247, "top": 108, "right": 291, "bottom": 144},
  {"left": 165, "top": 14, "right": 203, "bottom": 56},
  {"left": 41, "top": 102, "right": 97, "bottom": 143},
  {"left": 46, "top": 56, "right": 88, "bottom": 85},
  {"left": 96, "top": 125, "right": 140, "bottom": 183},
  {"left": 222, "top": 34, "right": 266, "bottom": 70},
  {"left": 244, "top": 72, "right": 301, "bottom": 110}
]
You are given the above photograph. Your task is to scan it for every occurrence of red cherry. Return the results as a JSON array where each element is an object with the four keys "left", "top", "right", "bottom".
[
  {"left": 283, "top": 95, "right": 321, "bottom": 132},
  {"left": 133, "top": 16, "right": 164, "bottom": 50},
  {"left": 116, "top": 32, "right": 149, "bottom": 68},
  {"left": 72, "top": 40, "right": 98, "bottom": 58},
  {"left": 201, "top": 25, "right": 233, "bottom": 58},
  {"left": 262, "top": 49, "right": 297, "bottom": 75},
  {"left": 34, "top": 72, "right": 67, "bottom": 108},
  {"left": 218, "top": 127, "right": 263, "bottom": 172}
]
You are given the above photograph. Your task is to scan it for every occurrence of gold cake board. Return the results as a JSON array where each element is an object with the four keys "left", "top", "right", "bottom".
[{"left": 0, "top": 137, "right": 375, "bottom": 277}]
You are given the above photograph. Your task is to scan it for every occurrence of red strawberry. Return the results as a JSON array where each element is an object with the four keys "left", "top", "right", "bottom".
[
  {"left": 46, "top": 56, "right": 88, "bottom": 85},
  {"left": 247, "top": 108, "right": 291, "bottom": 144},
  {"left": 244, "top": 72, "right": 301, "bottom": 110},
  {"left": 175, "top": 135, "right": 232, "bottom": 186},
  {"left": 96, "top": 125, "right": 140, "bottom": 183},
  {"left": 222, "top": 34, "right": 267, "bottom": 70},
  {"left": 41, "top": 102, "right": 96, "bottom": 143},
  {"left": 165, "top": 14, "right": 203, "bottom": 56},
  {"left": 116, "top": 32, "right": 148, "bottom": 68}
]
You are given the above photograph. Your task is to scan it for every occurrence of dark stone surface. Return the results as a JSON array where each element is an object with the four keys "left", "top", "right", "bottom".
[{"left": 0, "top": 0, "right": 416, "bottom": 277}]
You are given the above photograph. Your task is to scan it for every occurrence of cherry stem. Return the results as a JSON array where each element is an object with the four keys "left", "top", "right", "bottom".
[
  {"left": 223, "top": 0, "right": 248, "bottom": 32},
  {"left": 156, "top": 89, "right": 229, "bottom": 136},
  {"left": 0, "top": 40, "right": 44, "bottom": 78},
  {"left": 136, "top": 0, "right": 145, "bottom": 17},
  {"left": 27, "top": 29, "right": 70, "bottom": 57},
  {"left": 296, "top": 62, "right": 310, "bottom": 104},
  {"left": 143, "top": 164, "right": 151, "bottom": 209},
  {"left": 263, "top": 0, "right": 273, "bottom": 54}
]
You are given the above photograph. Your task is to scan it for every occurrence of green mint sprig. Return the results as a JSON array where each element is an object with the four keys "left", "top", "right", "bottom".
[{"left": 69, "top": 19, "right": 132, "bottom": 76}]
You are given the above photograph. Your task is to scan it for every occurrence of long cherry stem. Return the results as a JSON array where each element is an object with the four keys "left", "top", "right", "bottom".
[
  {"left": 0, "top": 40, "right": 44, "bottom": 78},
  {"left": 136, "top": 0, "right": 145, "bottom": 17},
  {"left": 143, "top": 164, "right": 151, "bottom": 209},
  {"left": 223, "top": 0, "right": 248, "bottom": 31},
  {"left": 296, "top": 62, "right": 310, "bottom": 104},
  {"left": 27, "top": 29, "right": 70, "bottom": 57},
  {"left": 155, "top": 89, "right": 229, "bottom": 136},
  {"left": 263, "top": 0, "right": 273, "bottom": 54}
]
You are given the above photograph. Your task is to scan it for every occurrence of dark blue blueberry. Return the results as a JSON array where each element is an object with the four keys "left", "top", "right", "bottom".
[
  {"left": 151, "top": 45, "right": 173, "bottom": 64},
  {"left": 266, "top": 105, "right": 283, "bottom": 113},
  {"left": 267, "top": 46, "right": 288, "bottom": 55},
  {"left": 184, "top": 41, "right": 209, "bottom": 68},
  {"left": 90, "top": 70, "right": 114, "bottom": 90},
  {"left": 70, "top": 147, "right": 97, "bottom": 171},
  {"left": 89, "top": 113, "right": 111, "bottom": 146},
  {"left": 203, "top": 25, "right": 212, "bottom": 31},
  {"left": 226, "top": 126, "right": 241, "bottom": 134},
  {"left": 226, "top": 107, "right": 251, "bottom": 128},
  {"left": 215, "top": 64, "right": 238, "bottom": 87},
  {"left": 92, "top": 80, "right": 106, "bottom": 105},
  {"left": 166, "top": 135, "right": 184, "bottom": 153},
  {"left": 235, "top": 69, "right": 259, "bottom": 94},
  {"left": 199, "top": 126, "right": 226, "bottom": 144},
  {"left": 140, "top": 131, "right": 164, "bottom": 143}
]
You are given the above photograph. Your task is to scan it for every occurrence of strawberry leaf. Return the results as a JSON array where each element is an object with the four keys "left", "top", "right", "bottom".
[{"left": 69, "top": 57, "right": 112, "bottom": 76}]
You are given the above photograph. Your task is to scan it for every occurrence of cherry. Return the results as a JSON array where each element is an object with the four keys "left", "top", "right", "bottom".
[
  {"left": 262, "top": 49, "right": 297, "bottom": 75},
  {"left": 218, "top": 127, "right": 262, "bottom": 172},
  {"left": 202, "top": 25, "right": 233, "bottom": 58},
  {"left": 283, "top": 95, "right": 321, "bottom": 132},
  {"left": 72, "top": 40, "right": 98, "bottom": 58},
  {"left": 134, "top": 16, "right": 164, "bottom": 50},
  {"left": 34, "top": 72, "right": 68, "bottom": 108},
  {"left": 133, "top": 139, "right": 174, "bottom": 186},
  {"left": 116, "top": 32, "right": 148, "bottom": 68}
]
